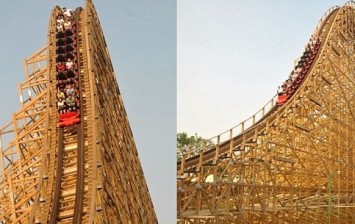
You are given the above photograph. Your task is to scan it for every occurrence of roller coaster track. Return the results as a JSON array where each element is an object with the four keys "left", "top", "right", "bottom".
[
  {"left": 30, "top": 5, "right": 94, "bottom": 223},
  {"left": 0, "top": 0, "right": 157, "bottom": 223},
  {"left": 178, "top": 6, "right": 338, "bottom": 171},
  {"left": 47, "top": 8, "right": 86, "bottom": 223},
  {"left": 178, "top": 2, "right": 355, "bottom": 223}
]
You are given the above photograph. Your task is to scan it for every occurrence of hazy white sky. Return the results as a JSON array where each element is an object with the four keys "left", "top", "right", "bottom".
[
  {"left": 0, "top": 1, "right": 175, "bottom": 223},
  {"left": 178, "top": 0, "right": 347, "bottom": 139}
]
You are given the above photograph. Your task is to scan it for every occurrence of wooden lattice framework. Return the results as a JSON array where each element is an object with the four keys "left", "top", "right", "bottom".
[
  {"left": 0, "top": 1, "right": 157, "bottom": 223},
  {"left": 177, "top": 2, "right": 355, "bottom": 223}
]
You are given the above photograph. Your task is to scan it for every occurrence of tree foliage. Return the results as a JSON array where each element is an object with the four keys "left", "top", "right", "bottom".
[
  {"left": 177, "top": 132, "right": 205, "bottom": 149},
  {"left": 177, "top": 132, "right": 213, "bottom": 161}
]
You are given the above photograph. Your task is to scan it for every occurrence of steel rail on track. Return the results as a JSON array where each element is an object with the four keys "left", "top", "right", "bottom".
[
  {"left": 73, "top": 7, "right": 85, "bottom": 224},
  {"left": 178, "top": 7, "right": 340, "bottom": 171}
]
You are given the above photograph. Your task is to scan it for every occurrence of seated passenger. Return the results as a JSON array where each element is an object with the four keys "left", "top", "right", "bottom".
[
  {"left": 56, "top": 38, "right": 65, "bottom": 46},
  {"left": 57, "top": 99, "right": 67, "bottom": 114},
  {"left": 304, "top": 48, "right": 311, "bottom": 56},
  {"left": 56, "top": 72, "right": 66, "bottom": 80},
  {"left": 68, "top": 77, "right": 78, "bottom": 85},
  {"left": 56, "top": 91, "right": 65, "bottom": 100},
  {"left": 290, "top": 72, "right": 298, "bottom": 81},
  {"left": 56, "top": 15, "right": 64, "bottom": 25},
  {"left": 66, "top": 58, "right": 74, "bottom": 70},
  {"left": 316, "top": 37, "right": 321, "bottom": 45},
  {"left": 282, "top": 84, "right": 287, "bottom": 92},
  {"left": 282, "top": 81, "right": 288, "bottom": 88},
  {"left": 311, "top": 35, "right": 319, "bottom": 46},
  {"left": 295, "top": 67, "right": 302, "bottom": 73},
  {"left": 57, "top": 62, "right": 66, "bottom": 72},
  {"left": 297, "top": 59, "right": 305, "bottom": 67},
  {"left": 66, "top": 95, "right": 77, "bottom": 111},
  {"left": 63, "top": 19, "right": 72, "bottom": 30},
  {"left": 65, "top": 36, "right": 74, "bottom": 44},
  {"left": 66, "top": 69, "right": 76, "bottom": 78},
  {"left": 56, "top": 46, "right": 65, "bottom": 54},
  {"left": 66, "top": 78, "right": 74, "bottom": 84},
  {"left": 65, "top": 44, "right": 74, "bottom": 52},
  {"left": 277, "top": 86, "right": 283, "bottom": 96},
  {"left": 65, "top": 28, "right": 73, "bottom": 36},
  {"left": 56, "top": 23, "right": 64, "bottom": 32},
  {"left": 62, "top": 8, "right": 73, "bottom": 18},
  {"left": 301, "top": 51, "right": 309, "bottom": 60},
  {"left": 65, "top": 84, "right": 76, "bottom": 96},
  {"left": 57, "top": 80, "right": 66, "bottom": 91},
  {"left": 57, "top": 54, "right": 67, "bottom": 63},
  {"left": 286, "top": 79, "right": 292, "bottom": 87},
  {"left": 65, "top": 52, "right": 75, "bottom": 60}
]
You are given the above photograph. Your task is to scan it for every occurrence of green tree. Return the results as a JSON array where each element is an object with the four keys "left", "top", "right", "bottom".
[{"left": 177, "top": 132, "right": 213, "bottom": 161}]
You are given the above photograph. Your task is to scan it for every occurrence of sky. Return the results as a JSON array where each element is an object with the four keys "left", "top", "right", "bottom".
[
  {"left": 177, "top": 0, "right": 349, "bottom": 140},
  {"left": 0, "top": 1, "right": 175, "bottom": 223}
]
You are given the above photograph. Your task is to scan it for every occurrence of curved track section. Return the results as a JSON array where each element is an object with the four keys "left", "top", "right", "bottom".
[{"left": 178, "top": 2, "right": 355, "bottom": 223}]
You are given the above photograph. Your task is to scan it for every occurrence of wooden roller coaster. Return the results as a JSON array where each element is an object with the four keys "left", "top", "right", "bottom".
[
  {"left": 0, "top": 1, "right": 157, "bottom": 223},
  {"left": 178, "top": 2, "right": 355, "bottom": 223}
]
